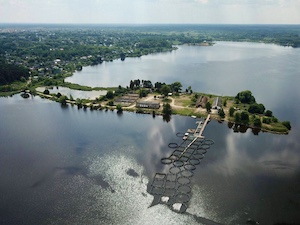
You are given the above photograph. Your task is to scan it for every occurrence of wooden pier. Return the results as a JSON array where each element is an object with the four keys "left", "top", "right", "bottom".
[
  {"left": 195, "top": 114, "right": 210, "bottom": 138},
  {"left": 180, "top": 114, "right": 211, "bottom": 157}
]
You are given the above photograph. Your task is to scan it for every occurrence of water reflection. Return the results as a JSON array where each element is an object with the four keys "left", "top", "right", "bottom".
[
  {"left": 205, "top": 122, "right": 300, "bottom": 178},
  {"left": 36, "top": 86, "right": 107, "bottom": 99},
  {"left": 162, "top": 114, "right": 171, "bottom": 123},
  {"left": 189, "top": 122, "right": 300, "bottom": 224}
]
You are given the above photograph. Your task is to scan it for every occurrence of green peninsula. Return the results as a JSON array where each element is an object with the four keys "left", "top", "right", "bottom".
[{"left": 32, "top": 81, "right": 291, "bottom": 135}]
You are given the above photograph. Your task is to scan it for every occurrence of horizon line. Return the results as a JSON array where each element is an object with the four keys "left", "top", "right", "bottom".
[{"left": 0, "top": 22, "right": 300, "bottom": 26}]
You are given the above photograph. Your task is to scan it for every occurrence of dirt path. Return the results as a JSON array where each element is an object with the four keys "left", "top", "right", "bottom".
[{"left": 169, "top": 97, "right": 188, "bottom": 109}]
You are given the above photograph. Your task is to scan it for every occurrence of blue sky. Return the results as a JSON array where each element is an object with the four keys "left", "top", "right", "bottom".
[{"left": 0, "top": 0, "right": 299, "bottom": 24}]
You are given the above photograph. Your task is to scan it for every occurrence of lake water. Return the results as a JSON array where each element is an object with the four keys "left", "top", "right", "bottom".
[
  {"left": 36, "top": 86, "right": 107, "bottom": 100},
  {"left": 1, "top": 42, "right": 300, "bottom": 225}
]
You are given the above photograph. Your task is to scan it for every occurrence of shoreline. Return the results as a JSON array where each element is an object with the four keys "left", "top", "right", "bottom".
[{"left": 31, "top": 90, "right": 290, "bottom": 135}]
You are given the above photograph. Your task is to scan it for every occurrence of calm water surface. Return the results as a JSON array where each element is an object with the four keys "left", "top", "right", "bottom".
[
  {"left": 1, "top": 42, "right": 300, "bottom": 225},
  {"left": 36, "top": 86, "right": 107, "bottom": 100}
]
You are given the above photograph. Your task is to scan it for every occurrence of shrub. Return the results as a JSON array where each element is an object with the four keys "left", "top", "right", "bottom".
[
  {"left": 43, "top": 89, "right": 50, "bottom": 95},
  {"left": 106, "top": 90, "right": 114, "bottom": 99},
  {"left": 241, "top": 111, "right": 249, "bottom": 123},
  {"left": 229, "top": 107, "right": 235, "bottom": 117},
  {"left": 136, "top": 108, "right": 144, "bottom": 113},
  {"left": 262, "top": 117, "right": 272, "bottom": 124},
  {"left": 253, "top": 117, "right": 262, "bottom": 127},
  {"left": 265, "top": 110, "right": 273, "bottom": 117},
  {"left": 116, "top": 104, "right": 123, "bottom": 113},
  {"left": 282, "top": 121, "right": 291, "bottom": 130},
  {"left": 58, "top": 95, "right": 68, "bottom": 105},
  {"left": 107, "top": 100, "right": 114, "bottom": 106},
  {"left": 218, "top": 108, "right": 225, "bottom": 118},
  {"left": 139, "top": 89, "right": 149, "bottom": 98},
  {"left": 235, "top": 112, "right": 241, "bottom": 123}
]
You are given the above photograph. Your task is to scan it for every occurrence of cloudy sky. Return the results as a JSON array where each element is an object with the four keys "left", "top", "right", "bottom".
[{"left": 0, "top": 0, "right": 299, "bottom": 24}]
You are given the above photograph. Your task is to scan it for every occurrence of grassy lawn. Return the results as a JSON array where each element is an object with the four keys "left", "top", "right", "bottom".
[
  {"left": 174, "top": 95, "right": 193, "bottom": 107},
  {"left": 262, "top": 123, "right": 289, "bottom": 133},
  {"left": 172, "top": 107, "right": 206, "bottom": 118}
]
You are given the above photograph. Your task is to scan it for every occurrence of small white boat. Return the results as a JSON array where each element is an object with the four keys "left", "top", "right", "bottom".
[{"left": 183, "top": 132, "right": 189, "bottom": 140}]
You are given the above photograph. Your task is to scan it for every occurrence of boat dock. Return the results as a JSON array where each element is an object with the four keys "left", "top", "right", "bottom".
[
  {"left": 194, "top": 114, "right": 210, "bottom": 138},
  {"left": 180, "top": 114, "right": 211, "bottom": 157}
]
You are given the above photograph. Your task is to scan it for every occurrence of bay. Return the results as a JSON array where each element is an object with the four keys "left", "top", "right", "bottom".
[{"left": 1, "top": 42, "right": 300, "bottom": 225}]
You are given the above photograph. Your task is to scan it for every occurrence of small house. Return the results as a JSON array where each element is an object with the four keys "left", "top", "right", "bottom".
[
  {"left": 136, "top": 101, "right": 160, "bottom": 109},
  {"left": 196, "top": 96, "right": 208, "bottom": 108},
  {"left": 212, "top": 97, "right": 222, "bottom": 110}
]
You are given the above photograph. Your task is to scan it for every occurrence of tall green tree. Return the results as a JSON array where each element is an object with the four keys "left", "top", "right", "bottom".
[
  {"left": 205, "top": 102, "right": 211, "bottom": 113},
  {"left": 161, "top": 85, "right": 171, "bottom": 97},
  {"left": 162, "top": 103, "right": 172, "bottom": 116},
  {"left": 154, "top": 82, "right": 164, "bottom": 90},
  {"left": 235, "top": 90, "right": 256, "bottom": 104},
  {"left": 171, "top": 81, "right": 182, "bottom": 93}
]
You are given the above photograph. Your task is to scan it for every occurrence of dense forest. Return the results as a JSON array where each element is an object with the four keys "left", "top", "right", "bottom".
[{"left": 0, "top": 61, "right": 29, "bottom": 85}]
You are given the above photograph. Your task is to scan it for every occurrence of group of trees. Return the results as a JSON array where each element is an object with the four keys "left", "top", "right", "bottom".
[
  {"left": 129, "top": 79, "right": 153, "bottom": 90},
  {"left": 137, "top": 37, "right": 172, "bottom": 49},
  {"left": 155, "top": 81, "right": 182, "bottom": 95},
  {"left": 230, "top": 90, "right": 291, "bottom": 130},
  {"left": 0, "top": 61, "right": 29, "bottom": 85},
  {"left": 129, "top": 79, "right": 183, "bottom": 97},
  {"left": 232, "top": 91, "right": 267, "bottom": 126},
  {"left": 128, "top": 79, "right": 152, "bottom": 98},
  {"left": 235, "top": 90, "right": 267, "bottom": 115}
]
